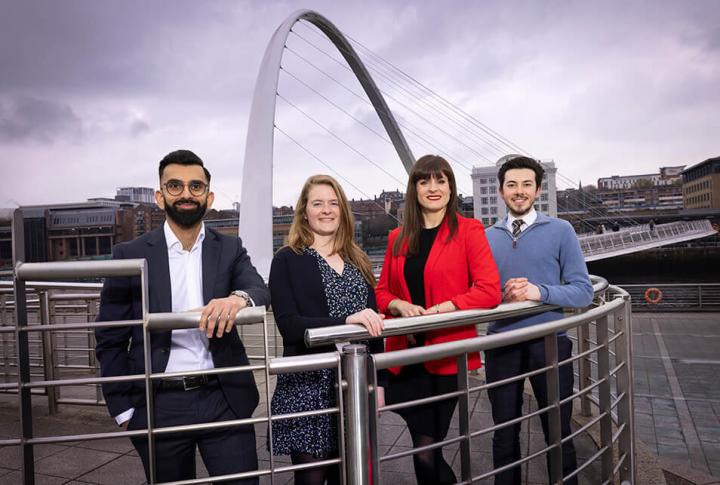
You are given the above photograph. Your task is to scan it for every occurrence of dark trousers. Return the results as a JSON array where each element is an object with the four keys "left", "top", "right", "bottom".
[
  {"left": 485, "top": 335, "right": 578, "bottom": 485},
  {"left": 128, "top": 381, "right": 258, "bottom": 484}
]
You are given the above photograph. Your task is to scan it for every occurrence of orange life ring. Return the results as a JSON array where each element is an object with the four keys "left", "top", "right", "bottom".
[{"left": 644, "top": 287, "right": 663, "bottom": 304}]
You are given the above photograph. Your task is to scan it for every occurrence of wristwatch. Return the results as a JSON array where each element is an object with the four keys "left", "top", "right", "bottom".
[{"left": 229, "top": 290, "right": 253, "bottom": 307}]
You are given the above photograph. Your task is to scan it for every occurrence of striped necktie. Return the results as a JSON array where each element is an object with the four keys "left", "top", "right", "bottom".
[{"left": 512, "top": 219, "right": 524, "bottom": 238}]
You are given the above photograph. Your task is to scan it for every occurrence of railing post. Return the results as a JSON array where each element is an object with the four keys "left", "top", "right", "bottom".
[
  {"left": 596, "top": 316, "right": 615, "bottom": 481},
  {"left": 578, "top": 322, "right": 592, "bottom": 417},
  {"left": 13, "top": 207, "right": 35, "bottom": 485},
  {"left": 456, "top": 354, "right": 472, "bottom": 482},
  {"left": 544, "top": 333, "right": 563, "bottom": 485},
  {"left": 698, "top": 284, "right": 703, "bottom": 309},
  {"left": 614, "top": 297, "right": 635, "bottom": 483},
  {"left": 368, "top": 358, "right": 380, "bottom": 485},
  {"left": 38, "top": 291, "right": 58, "bottom": 415},
  {"left": 341, "top": 344, "right": 370, "bottom": 485}
]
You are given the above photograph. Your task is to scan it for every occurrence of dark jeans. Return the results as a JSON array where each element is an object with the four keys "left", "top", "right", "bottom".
[
  {"left": 129, "top": 381, "right": 258, "bottom": 484},
  {"left": 485, "top": 335, "right": 578, "bottom": 485}
]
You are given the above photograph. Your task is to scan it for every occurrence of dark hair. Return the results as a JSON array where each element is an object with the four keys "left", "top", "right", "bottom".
[
  {"left": 498, "top": 156, "right": 544, "bottom": 187},
  {"left": 393, "top": 155, "right": 459, "bottom": 256},
  {"left": 158, "top": 149, "right": 211, "bottom": 182}
]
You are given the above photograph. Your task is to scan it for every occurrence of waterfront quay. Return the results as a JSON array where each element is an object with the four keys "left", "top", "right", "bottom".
[{"left": 0, "top": 309, "right": 718, "bottom": 484}]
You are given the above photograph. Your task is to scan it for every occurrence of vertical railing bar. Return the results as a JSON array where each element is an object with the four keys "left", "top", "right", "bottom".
[
  {"left": 15, "top": 273, "right": 35, "bottom": 485},
  {"left": 263, "top": 310, "right": 275, "bottom": 485},
  {"left": 596, "top": 315, "right": 614, "bottom": 480},
  {"left": 140, "top": 264, "right": 156, "bottom": 484},
  {"left": 337, "top": 347, "right": 347, "bottom": 485},
  {"left": 578, "top": 321, "right": 592, "bottom": 417},
  {"left": 85, "top": 301, "right": 94, "bottom": 367},
  {"left": 341, "top": 344, "right": 369, "bottom": 485},
  {"left": 367, "top": 357, "right": 380, "bottom": 485},
  {"left": 12, "top": 207, "right": 36, "bottom": 485},
  {"left": 456, "top": 353, "right": 472, "bottom": 482},
  {"left": 613, "top": 303, "right": 633, "bottom": 484},
  {"left": 623, "top": 296, "right": 636, "bottom": 483},
  {"left": 698, "top": 284, "right": 703, "bottom": 309},
  {"left": 39, "top": 291, "right": 58, "bottom": 415},
  {"left": 544, "top": 333, "right": 563, "bottom": 484}
]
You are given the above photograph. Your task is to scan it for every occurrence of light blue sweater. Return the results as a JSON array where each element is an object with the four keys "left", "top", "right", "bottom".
[{"left": 485, "top": 212, "right": 593, "bottom": 333}]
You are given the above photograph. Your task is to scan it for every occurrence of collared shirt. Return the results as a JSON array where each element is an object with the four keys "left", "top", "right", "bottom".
[
  {"left": 506, "top": 207, "right": 538, "bottom": 234},
  {"left": 163, "top": 221, "right": 215, "bottom": 373},
  {"left": 114, "top": 222, "right": 213, "bottom": 425}
]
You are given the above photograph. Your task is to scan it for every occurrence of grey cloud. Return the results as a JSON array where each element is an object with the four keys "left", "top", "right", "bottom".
[
  {"left": 129, "top": 119, "right": 150, "bottom": 137},
  {"left": 0, "top": 96, "right": 83, "bottom": 144}
]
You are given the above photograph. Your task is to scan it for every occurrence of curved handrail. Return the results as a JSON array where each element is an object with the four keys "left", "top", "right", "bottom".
[
  {"left": 305, "top": 275, "right": 608, "bottom": 347},
  {"left": 373, "top": 285, "right": 628, "bottom": 370}
]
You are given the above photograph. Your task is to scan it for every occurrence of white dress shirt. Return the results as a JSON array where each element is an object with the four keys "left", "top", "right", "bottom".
[
  {"left": 114, "top": 222, "right": 214, "bottom": 425},
  {"left": 507, "top": 207, "right": 538, "bottom": 234}
]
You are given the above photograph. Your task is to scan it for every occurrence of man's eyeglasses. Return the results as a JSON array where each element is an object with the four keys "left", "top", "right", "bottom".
[{"left": 163, "top": 180, "right": 209, "bottom": 197}]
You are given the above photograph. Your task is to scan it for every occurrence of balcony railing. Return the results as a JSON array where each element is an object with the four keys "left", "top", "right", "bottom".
[{"left": 2, "top": 258, "right": 634, "bottom": 484}]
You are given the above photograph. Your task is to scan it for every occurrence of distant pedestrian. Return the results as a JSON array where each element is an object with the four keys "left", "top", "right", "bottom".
[{"left": 649, "top": 219, "right": 656, "bottom": 233}]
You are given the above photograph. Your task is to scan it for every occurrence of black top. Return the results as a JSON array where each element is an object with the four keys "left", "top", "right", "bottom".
[
  {"left": 403, "top": 226, "right": 440, "bottom": 308},
  {"left": 269, "top": 246, "right": 384, "bottom": 358}
]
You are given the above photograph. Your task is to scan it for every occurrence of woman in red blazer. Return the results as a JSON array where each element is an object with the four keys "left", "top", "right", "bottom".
[{"left": 375, "top": 155, "right": 501, "bottom": 485}]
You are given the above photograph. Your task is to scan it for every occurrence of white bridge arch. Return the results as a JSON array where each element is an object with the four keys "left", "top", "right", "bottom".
[{"left": 239, "top": 9, "right": 415, "bottom": 277}]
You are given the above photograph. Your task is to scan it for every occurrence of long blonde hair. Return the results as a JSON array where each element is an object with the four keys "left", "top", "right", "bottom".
[{"left": 287, "top": 174, "right": 376, "bottom": 285}]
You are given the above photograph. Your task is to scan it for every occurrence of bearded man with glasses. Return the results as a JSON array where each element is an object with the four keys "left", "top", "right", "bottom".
[{"left": 95, "top": 149, "right": 268, "bottom": 484}]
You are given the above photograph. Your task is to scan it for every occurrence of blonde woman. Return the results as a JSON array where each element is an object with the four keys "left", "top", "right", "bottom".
[{"left": 269, "top": 174, "right": 384, "bottom": 485}]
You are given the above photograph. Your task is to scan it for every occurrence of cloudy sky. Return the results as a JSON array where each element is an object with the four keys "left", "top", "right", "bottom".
[{"left": 1, "top": 0, "right": 718, "bottom": 209}]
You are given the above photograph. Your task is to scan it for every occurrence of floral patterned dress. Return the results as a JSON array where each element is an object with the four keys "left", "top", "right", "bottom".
[{"left": 270, "top": 248, "right": 369, "bottom": 457}]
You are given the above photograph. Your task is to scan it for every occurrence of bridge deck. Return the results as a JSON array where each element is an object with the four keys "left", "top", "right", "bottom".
[{"left": 579, "top": 220, "right": 716, "bottom": 261}]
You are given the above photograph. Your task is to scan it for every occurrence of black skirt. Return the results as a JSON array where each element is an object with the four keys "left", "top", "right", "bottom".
[{"left": 385, "top": 363, "right": 458, "bottom": 440}]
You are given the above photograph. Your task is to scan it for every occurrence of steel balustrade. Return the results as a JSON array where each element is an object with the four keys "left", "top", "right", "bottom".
[{"left": 5, "top": 257, "right": 634, "bottom": 484}]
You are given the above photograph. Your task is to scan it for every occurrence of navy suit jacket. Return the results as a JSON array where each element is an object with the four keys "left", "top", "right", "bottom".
[{"left": 95, "top": 226, "right": 270, "bottom": 421}]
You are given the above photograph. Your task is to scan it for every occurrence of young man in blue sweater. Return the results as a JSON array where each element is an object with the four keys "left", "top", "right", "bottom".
[{"left": 485, "top": 156, "right": 593, "bottom": 485}]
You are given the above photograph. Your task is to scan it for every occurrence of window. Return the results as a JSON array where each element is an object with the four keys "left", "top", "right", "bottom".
[
  {"left": 68, "top": 239, "right": 79, "bottom": 257},
  {"left": 481, "top": 197, "right": 488, "bottom": 205},
  {"left": 481, "top": 207, "right": 488, "bottom": 215},
  {"left": 479, "top": 178, "right": 487, "bottom": 184},
  {"left": 480, "top": 186, "right": 487, "bottom": 194},
  {"left": 489, "top": 177, "right": 496, "bottom": 183},
  {"left": 85, "top": 238, "right": 97, "bottom": 256},
  {"left": 490, "top": 206, "right": 497, "bottom": 214},
  {"left": 542, "top": 183, "right": 548, "bottom": 190},
  {"left": 540, "top": 194, "right": 548, "bottom": 201},
  {"left": 490, "top": 196, "right": 497, "bottom": 204},
  {"left": 541, "top": 204, "right": 548, "bottom": 212}
]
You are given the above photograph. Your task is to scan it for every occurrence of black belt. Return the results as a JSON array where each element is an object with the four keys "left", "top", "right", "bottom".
[{"left": 159, "top": 375, "right": 216, "bottom": 391}]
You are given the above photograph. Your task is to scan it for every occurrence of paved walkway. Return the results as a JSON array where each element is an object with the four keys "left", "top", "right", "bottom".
[{"left": 632, "top": 312, "right": 720, "bottom": 478}]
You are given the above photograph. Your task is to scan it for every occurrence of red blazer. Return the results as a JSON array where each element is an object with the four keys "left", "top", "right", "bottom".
[{"left": 375, "top": 215, "right": 501, "bottom": 375}]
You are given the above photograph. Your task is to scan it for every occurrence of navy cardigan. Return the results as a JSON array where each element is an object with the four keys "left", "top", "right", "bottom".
[{"left": 269, "top": 246, "right": 384, "bottom": 358}]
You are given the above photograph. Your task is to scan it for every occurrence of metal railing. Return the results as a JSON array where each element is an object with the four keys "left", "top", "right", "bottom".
[
  {"left": 3, "top": 256, "right": 635, "bottom": 484},
  {"left": 0, "top": 280, "right": 283, "bottom": 412},
  {"left": 578, "top": 219, "right": 716, "bottom": 261},
  {"left": 620, "top": 282, "right": 720, "bottom": 312},
  {"left": 308, "top": 282, "right": 634, "bottom": 485}
]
